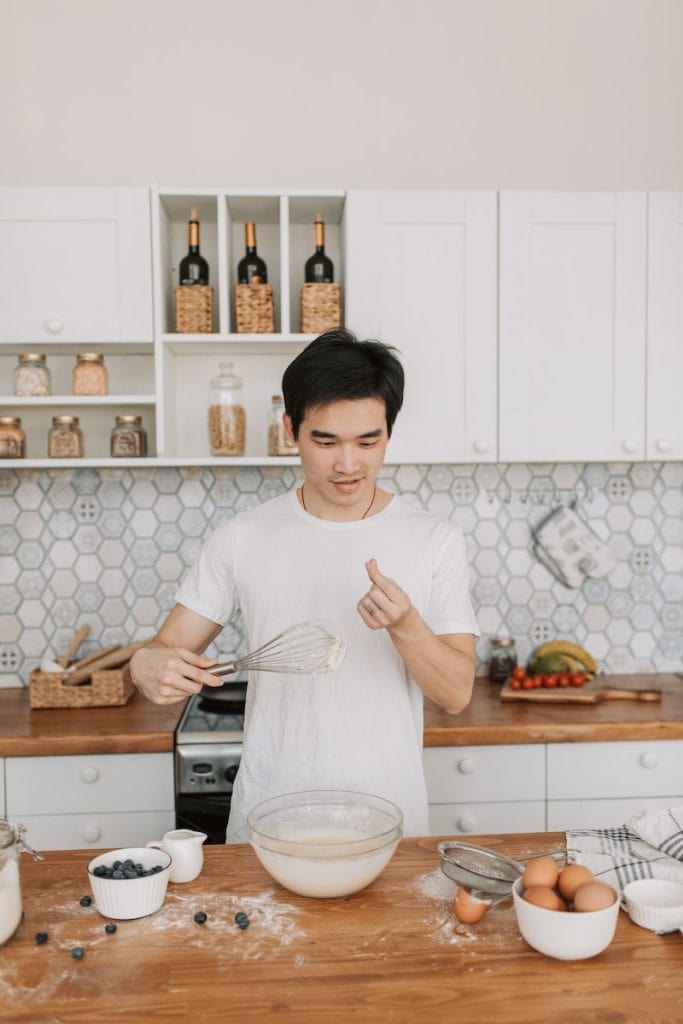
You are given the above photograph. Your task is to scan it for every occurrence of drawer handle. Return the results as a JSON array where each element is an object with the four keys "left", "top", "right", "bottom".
[
  {"left": 79, "top": 766, "right": 100, "bottom": 784},
  {"left": 457, "top": 757, "right": 476, "bottom": 775},
  {"left": 621, "top": 438, "right": 638, "bottom": 454},
  {"left": 473, "top": 437, "right": 490, "bottom": 455},
  {"left": 457, "top": 814, "right": 476, "bottom": 832},
  {"left": 655, "top": 438, "right": 672, "bottom": 453},
  {"left": 639, "top": 752, "right": 658, "bottom": 769},
  {"left": 44, "top": 317, "right": 64, "bottom": 335},
  {"left": 81, "top": 823, "right": 102, "bottom": 844}
]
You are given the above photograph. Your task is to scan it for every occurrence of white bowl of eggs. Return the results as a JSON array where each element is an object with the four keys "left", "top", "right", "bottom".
[{"left": 512, "top": 857, "right": 619, "bottom": 960}]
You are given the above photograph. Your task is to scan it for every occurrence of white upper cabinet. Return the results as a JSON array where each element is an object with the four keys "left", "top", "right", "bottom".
[
  {"left": 499, "top": 192, "right": 647, "bottom": 462},
  {"left": 647, "top": 192, "right": 683, "bottom": 460},
  {"left": 0, "top": 187, "right": 153, "bottom": 343},
  {"left": 344, "top": 191, "right": 497, "bottom": 463}
]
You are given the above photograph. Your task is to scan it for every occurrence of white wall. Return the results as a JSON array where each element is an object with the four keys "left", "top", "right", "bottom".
[{"left": 2, "top": 0, "right": 682, "bottom": 188}]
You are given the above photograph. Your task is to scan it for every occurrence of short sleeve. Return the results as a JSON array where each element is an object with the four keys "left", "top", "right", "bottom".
[
  {"left": 174, "top": 518, "right": 240, "bottom": 626},
  {"left": 426, "top": 521, "right": 479, "bottom": 637}
]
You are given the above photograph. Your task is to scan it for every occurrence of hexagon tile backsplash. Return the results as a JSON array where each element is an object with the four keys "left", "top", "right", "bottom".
[{"left": 1, "top": 462, "right": 681, "bottom": 687}]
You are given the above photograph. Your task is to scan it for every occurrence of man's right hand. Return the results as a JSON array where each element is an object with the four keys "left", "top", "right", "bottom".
[{"left": 129, "top": 645, "right": 220, "bottom": 705}]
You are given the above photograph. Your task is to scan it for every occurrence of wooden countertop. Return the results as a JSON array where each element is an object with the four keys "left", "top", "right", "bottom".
[
  {"left": 2, "top": 834, "right": 680, "bottom": 1024},
  {"left": 424, "top": 673, "right": 683, "bottom": 746},
  {"left": 0, "top": 689, "right": 186, "bottom": 757}
]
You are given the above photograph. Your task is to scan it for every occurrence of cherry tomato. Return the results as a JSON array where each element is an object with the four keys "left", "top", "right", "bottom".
[
  {"left": 522, "top": 677, "right": 535, "bottom": 690},
  {"left": 533, "top": 674, "right": 546, "bottom": 688},
  {"left": 570, "top": 673, "right": 586, "bottom": 687},
  {"left": 512, "top": 666, "right": 527, "bottom": 681},
  {"left": 557, "top": 672, "right": 570, "bottom": 687},
  {"left": 544, "top": 675, "right": 558, "bottom": 688}
]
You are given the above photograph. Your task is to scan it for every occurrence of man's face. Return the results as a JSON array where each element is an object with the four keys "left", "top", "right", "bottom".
[{"left": 285, "top": 398, "right": 389, "bottom": 520}]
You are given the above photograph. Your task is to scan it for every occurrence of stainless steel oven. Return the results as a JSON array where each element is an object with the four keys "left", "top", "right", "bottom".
[{"left": 174, "top": 678, "right": 246, "bottom": 844}]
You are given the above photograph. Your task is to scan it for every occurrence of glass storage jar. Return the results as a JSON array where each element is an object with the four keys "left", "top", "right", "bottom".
[
  {"left": 48, "top": 415, "right": 84, "bottom": 458},
  {"left": 72, "top": 353, "right": 108, "bottom": 396},
  {"left": 0, "top": 820, "right": 22, "bottom": 947},
  {"left": 267, "top": 394, "right": 298, "bottom": 456},
  {"left": 14, "top": 353, "right": 50, "bottom": 396},
  {"left": 488, "top": 636, "right": 518, "bottom": 683},
  {"left": 0, "top": 417, "right": 25, "bottom": 459},
  {"left": 208, "top": 362, "right": 246, "bottom": 456},
  {"left": 110, "top": 414, "right": 148, "bottom": 457}
]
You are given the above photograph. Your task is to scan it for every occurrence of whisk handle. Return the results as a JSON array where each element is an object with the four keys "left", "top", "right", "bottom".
[{"left": 210, "top": 661, "right": 238, "bottom": 679}]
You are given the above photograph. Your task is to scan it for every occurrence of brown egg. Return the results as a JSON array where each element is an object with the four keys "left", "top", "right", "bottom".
[
  {"left": 572, "top": 881, "right": 616, "bottom": 912},
  {"left": 558, "top": 863, "right": 594, "bottom": 901},
  {"left": 453, "top": 886, "right": 490, "bottom": 924},
  {"left": 522, "top": 856, "right": 559, "bottom": 890},
  {"left": 523, "top": 885, "right": 568, "bottom": 911}
]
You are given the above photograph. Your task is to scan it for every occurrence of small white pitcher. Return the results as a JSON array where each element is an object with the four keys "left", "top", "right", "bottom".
[{"left": 147, "top": 829, "right": 207, "bottom": 883}]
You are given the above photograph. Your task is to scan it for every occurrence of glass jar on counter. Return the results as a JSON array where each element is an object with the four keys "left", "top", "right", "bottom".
[
  {"left": 110, "top": 414, "right": 148, "bottom": 457},
  {"left": 14, "top": 353, "right": 50, "bottom": 396},
  {"left": 208, "top": 362, "right": 246, "bottom": 456},
  {"left": 48, "top": 416, "right": 84, "bottom": 458},
  {"left": 488, "top": 636, "right": 518, "bottom": 683},
  {"left": 267, "top": 394, "right": 298, "bottom": 456},
  {"left": 72, "top": 353, "right": 108, "bottom": 396},
  {"left": 0, "top": 820, "right": 22, "bottom": 947},
  {"left": 0, "top": 417, "right": 25, "bottom": 459}
]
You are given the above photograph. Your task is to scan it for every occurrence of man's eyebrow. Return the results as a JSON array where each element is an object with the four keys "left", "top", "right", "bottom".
[{"left": 309, "top": 428, "right": 384, "bottom": 439}]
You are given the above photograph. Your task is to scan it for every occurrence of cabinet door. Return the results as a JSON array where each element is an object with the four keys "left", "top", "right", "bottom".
[
  {"left": 345, "top": 191, "right": 497, "bottom": 463},
  {"left": 15, "top": 811, "right": 176, "bottom": 851},
  {"left": 423, "top": 745, "right": 545, "bottom": 804},
  {"left": 647, "top": 192, "right": 683, "bottom": 459},
  {"left": 499, "top": 192, "right": 647, "bottom": 461},
  {"left": 429, "top": 800, "right": 546, "bottom": 837},
  {"left": 0, "top": 758, "right": 5, "bottom": 818},
  {"left": 546, "top": 740, "right": 683, "bottom": 800},
  {"left": 0, "top": 187, "right": 153, "bottom": 342},
  {"left": 547, "top": 796, "right": 683, "bottom": 832}
]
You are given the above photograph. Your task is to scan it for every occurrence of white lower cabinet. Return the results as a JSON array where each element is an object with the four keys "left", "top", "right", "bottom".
[
  {"left": 423, "top": 744, "right": 546, "bottom": 835},
  {"left": 547, "top": 797, "right": 683, "bottom": 832},
  {"left": 0, "top": 758, "right": 5, "bottom": 818},
  {"left": 5, "top": 752, "right": 174, "bottom": 851}
]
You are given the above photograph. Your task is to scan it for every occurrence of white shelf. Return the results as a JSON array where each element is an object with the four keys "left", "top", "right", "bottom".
[
  {"left": 2, "top": 394, "right": 156, "bottom": 407},
  {"left": 0, "top": 456, "right": 302, "bottom": 469}
]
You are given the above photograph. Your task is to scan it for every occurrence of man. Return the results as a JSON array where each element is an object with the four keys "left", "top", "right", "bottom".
[{"left": 130, "top": 329, "right": 478, "bottom": 841}]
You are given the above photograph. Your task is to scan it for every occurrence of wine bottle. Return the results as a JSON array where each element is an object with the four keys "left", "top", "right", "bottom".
[
  {"left": 304, "top": 215, "right": 334, "bottom": 283},
  {"left": 237, "top": 222, "right": 268, "bottom": 284},
  {"left": 179, "top": 209, "right": 209, "bottom": 286}
]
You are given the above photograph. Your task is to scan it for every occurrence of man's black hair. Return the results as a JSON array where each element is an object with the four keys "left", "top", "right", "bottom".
[{"left": 281, "top": 328, "right": 404, "bottom": 439}]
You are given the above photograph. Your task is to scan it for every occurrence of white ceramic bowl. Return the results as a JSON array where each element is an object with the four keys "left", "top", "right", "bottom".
[
  {"left": 512, "top": 877, "right": 619, "bottom": 960},
  {"left": 247, "top": 789, "right": 403, "bottom": 899},
  {"left": 622, "top": 879, "right": 683, "bottom": 934},
  {"left": 87, "top": 847, "right": 171, "bottom": 920}
]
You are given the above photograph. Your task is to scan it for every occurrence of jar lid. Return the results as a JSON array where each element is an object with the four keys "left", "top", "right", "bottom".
[
  {"left": 18, "top": 353, "right": 46, "bottom": 363},
  {"left": 491, "top": 636, "right": 515, "bottom": 646},
  {"left": 271, "top": 394, "right": 283, "bottom": 402},
  {"left": 0, "top": 416, "right": 21, "bottom": 427},
  {"left": 52, "top": 415, "right": 79, "bottom": 425},
  {"left": 76, "top": 353, "right": 104, "bottom": 363},
  {"left": 115, "top": 415, "right": 142, "bottom": 424},
  {"left": 211, "top": 361, "right": 243, "bottom": 387}
]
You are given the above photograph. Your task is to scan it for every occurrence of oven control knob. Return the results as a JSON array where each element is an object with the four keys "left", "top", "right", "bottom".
[{"left": 224, "top": 764, "right": 239, "bottom": 783}]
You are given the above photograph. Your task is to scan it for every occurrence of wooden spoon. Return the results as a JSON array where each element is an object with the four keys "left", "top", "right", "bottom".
[
  {"left": 63, "top": 641, "right": 147, "bottom": 686},
  {"left": 58, "top": 624, "right": 91, "bottom": 668}
]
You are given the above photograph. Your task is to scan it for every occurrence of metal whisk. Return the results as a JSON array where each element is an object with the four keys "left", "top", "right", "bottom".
[{"left": 210, "top": 620, "right": 347, "bottom": 678}]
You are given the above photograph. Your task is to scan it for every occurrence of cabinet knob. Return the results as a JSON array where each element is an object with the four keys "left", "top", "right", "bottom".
[
  {"left": 79, "top": 766, "right": 100, "bottom": 784},
  {"left": 621, "top": 439, "right": 638, "bottom": 454},
  {"left": 655, "top": 438, "right": 672, "bottom": 453},
  {"left": 473, "top": 438, "right": 490, "bottom": 455},
  {"left": 456, "top": 814, "right": 476, "bottom": 832},
  {"left": 81, "top": 823, "right": 102, "bottom": 843},
  {"left": 639, "top": 752, "right": 658, "bottom": 769},
  {"left": 457, "top": 757, "right": 476, "bottom": 775},
  {"left": 44, "top": 317, "right": 64, "bottom": 335}
]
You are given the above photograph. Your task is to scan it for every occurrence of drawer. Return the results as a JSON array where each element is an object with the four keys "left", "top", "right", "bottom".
[
  {"left": 547, "top": 740, "right": 683, "bottom": 800},
  {"left": 6, "top": 753, "right": 174, "bottom": 815},
  {"left": 16, "top": 811, "right": 176, "bottom": 851},
  {"left": 428, "top": 800, "right": 546, "bottom": 836},
  {"left": 0, "top": 758, "right": 5, "bottom": 817},
  {"left": 547, "top": 796, "right": 683, "bottom": 831},
  {"left": 423, "top": 745, "right": 545, "bottom": 803}
]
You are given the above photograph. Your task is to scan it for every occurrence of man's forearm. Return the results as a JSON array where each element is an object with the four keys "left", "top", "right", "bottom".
[{"left": 388, "top": 613, "right": 476, "bottom": 715}]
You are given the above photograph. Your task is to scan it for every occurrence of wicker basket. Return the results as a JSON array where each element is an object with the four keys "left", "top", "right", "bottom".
[
  {"left": 175, "top": 285, "right": 213, "bottom": 333},
  {"left": 234, "top": 283, "right": 274, "bottom": 334},
  {"left": 29, "top": 667, "right": 134, "bottom": 709},
  {"left": 300, "top": 283, "right": 342, "bottom": 334}
]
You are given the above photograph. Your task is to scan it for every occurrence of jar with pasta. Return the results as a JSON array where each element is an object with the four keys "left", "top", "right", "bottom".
[
  {"left": 72, "top": 353, "right": 108, "bottom": 396},
  {"left": 48, "top": 416, "right": 84, "bottom": 458},
  {"left": 14, "top": 353, "right": 50, "bottom": 396},
  {"left": 0, "top": 417, "right": 25, "bottom": 459},
  {"left": 208, "top": 362, "right": 246, "bottom": 456},
  {"left": 267, "top": 394, "right": 298, "bottom": 456},
  {"left": 110, "top": 415, "right": 148, "bottom": 457}
]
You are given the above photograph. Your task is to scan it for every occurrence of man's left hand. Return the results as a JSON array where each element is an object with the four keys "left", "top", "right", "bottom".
[{"left": 357, "top": 558, "right": 412, "bottom": 631}]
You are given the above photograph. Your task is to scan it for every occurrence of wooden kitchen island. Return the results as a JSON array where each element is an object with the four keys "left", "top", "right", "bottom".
[{"left": 2, "top": 834, "right": 681, "bottom": 1024}]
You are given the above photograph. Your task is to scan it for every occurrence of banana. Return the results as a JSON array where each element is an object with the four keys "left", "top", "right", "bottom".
[{"left": 532, "top": 640, "right": 597, "bottom": 675}]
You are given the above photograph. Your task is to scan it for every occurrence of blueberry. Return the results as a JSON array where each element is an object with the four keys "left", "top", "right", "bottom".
[
  {"left": 35, "top": 931, "right": 49, "bottom": 944},
  {"left": 235, "top": 912, "right": 249, "bottom": 930},
  {"left": 79, "top": 895, "right": 92, "bottom": 907},
  {"left": 71, "top": 947, "right": 85, "bottom": 960},
  {"left": 104, "top": 922, "right": 117, "bottom": 935},
  {"left": 193, "top": 911, "right": 208, "bottom": 925},
  {"left": 112, "top": 870, "right": 124, "bottom": 879}
]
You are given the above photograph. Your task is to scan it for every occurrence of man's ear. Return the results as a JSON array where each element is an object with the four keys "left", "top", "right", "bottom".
[{"left": 283, "top": 413, "right": 297, "bottom": 443}]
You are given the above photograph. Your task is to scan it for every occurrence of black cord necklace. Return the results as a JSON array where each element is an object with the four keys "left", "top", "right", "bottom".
[{"left": 300, "top": 483, "right": 377, "bottom": 520}]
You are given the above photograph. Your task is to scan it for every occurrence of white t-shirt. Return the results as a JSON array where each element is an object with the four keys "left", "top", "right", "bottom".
[{"left": 175, "top": 490, "right": 479, "bottom": 842}]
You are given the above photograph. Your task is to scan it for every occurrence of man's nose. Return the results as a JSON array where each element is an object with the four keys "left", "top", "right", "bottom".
[{"left": 334, "top": 445, "right": 360, "bottom": 474}]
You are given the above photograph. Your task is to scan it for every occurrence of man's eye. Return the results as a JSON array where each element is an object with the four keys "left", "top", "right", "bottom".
[{"left": 360, "top": 441, "right": 379, "bottom": 448}]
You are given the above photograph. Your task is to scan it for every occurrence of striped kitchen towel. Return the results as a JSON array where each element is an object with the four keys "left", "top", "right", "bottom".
[{"left": 566, "top": 805, "right": 683, "bottom": 896}]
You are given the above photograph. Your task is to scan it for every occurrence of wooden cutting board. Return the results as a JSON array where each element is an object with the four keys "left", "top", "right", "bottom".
[{"left": 499, "top": 677, "right": 662, "bottom": 704}]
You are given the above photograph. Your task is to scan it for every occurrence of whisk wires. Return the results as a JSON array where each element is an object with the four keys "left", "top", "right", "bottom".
[{"left": 212, "top": 620, "right": 346, "bottom": 678}]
